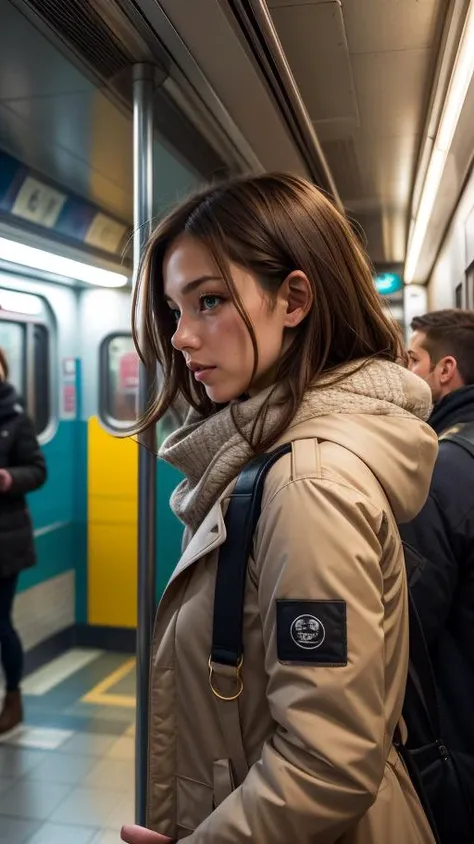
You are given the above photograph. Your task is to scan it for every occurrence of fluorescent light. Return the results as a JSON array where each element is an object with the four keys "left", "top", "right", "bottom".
[
  {"left": 405, "top": 3, "right": 474, "bottom": 283},
  {"left": 404, "top": 149, "right": 445, "bottom": 282},
  {"left": 0, "top": 288, "right": 43, "bottom": 315},
  {"left": 0, "top": 237, "right": 128, "bottom": 288}
]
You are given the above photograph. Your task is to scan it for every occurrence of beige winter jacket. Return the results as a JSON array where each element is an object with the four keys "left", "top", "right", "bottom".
[{"left": 148, "top": 360, "right": 438, "bottom": 843}]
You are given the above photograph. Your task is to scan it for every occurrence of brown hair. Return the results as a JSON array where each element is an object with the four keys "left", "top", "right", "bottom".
[
  {"left": 132, "top": 172, "right": 400, "bottom": 451},
  {"left": 0, "top": 348, "right": 9, "bottom": 381},
  {"left": 411, "top": 309, "right": 474, "bottom": 385}
]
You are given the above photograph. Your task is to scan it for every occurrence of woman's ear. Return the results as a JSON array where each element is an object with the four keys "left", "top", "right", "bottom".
[{"left": 281, "top": 271, "right": 313, "bottom": 328}]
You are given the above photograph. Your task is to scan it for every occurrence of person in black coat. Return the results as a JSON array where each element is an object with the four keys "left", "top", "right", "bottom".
[
  {"left": 0, "top": 348, "right": 46, "bottom": 734},
  {"left": 400, "top": 309, "right": 474, "bottom": 810}
]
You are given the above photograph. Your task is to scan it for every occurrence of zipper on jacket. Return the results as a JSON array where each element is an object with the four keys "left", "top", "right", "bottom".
[{"left": 437, "top": 741, "right": 450, "bottom": 762}]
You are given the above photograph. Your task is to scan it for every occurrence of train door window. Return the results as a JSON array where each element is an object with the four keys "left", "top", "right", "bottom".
[
  {"left": 33, "top": 324, "right": 49, "bottom": 435},
  {"left": 101, "top": 334, "right": 138, "bottom": 427},
  {"left": 0, "top": 302, "right": 51, "bottom": 434},
  {"left": 467, "top": 265, "right": 474, "bottom": 309},
  {"left": 0, "top": 320, "right": 25, "bottom": 397},
  {"left": 100, "top": 333, "right": 186, "bottom": 435},
  {"left": 455, "top": 283, "right": 463, "bottom": 308}
]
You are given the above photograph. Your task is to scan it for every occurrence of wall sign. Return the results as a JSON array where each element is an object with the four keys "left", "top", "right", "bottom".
[
  {"left": 61, "top": 357, "right": 77, "bottom": 420},
  {"left": 375, "top": 272, "right": 403, "bottom": 296},
  {"left": 12, "top": 176, "right": 66, "bottom": 228}
]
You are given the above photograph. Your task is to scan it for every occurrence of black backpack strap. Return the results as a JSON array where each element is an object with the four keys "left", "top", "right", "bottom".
[
  {"left": 405, "top": 582, "right": 442, "bottom": 738},
  {"left": 207, "top": 444, "right": 292, "bottom": 784},
  {"left": 210, "top": 443, "right": 292, "bottom": 674},
  {"left": 439, "top": 421, "right": 474, "bottom": 460}
]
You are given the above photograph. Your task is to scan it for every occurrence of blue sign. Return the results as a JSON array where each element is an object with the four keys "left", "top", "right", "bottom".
[
  {"left": 0, "top": 151, "right": 128, "bottom": 256},
  {"left": 375, "top": 272, "right": 403, "bottom": 295}
]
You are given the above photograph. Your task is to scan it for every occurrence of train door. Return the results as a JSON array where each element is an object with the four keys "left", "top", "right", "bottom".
[
  {"left": 0, "top": 277, "right": 84, "bottom": 645},
  {"left": 0, "top": 284, "right": 51, "bottom": 432}
]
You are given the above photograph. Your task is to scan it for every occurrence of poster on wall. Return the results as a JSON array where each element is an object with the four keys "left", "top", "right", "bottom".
[{"left": 61, "top": 357, "right": 77, "bottom": 421}]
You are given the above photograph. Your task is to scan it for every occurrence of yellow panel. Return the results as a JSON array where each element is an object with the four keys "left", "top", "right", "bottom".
[
  {"left": 88, "top": 524, "right": 138, "bottom": 627},
  {"left": 88, "top": 495, "right": 137, "bottom": 525},
  {"left": 88, "top": 417, "right": 138, "bottom": 628}
]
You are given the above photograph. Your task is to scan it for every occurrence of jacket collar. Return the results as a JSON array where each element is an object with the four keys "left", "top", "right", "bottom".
[
  {"left": 165, "top": 491, "right": 228, "bottom": 589},
  {"left": 0, "top": 381, "right": 22, "bottom": 422},
  {"left": 429, "top": 385, "right": 474, "bottom": 435}
]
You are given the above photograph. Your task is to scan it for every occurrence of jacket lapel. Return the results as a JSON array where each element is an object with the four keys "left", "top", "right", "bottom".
[{"left": 166, "top": 497, "right": 227, "bottom": 589}]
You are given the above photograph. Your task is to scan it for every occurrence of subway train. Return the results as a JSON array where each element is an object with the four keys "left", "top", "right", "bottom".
[{"left": 0, "top": 262, "right": 182, "bottom": 656}]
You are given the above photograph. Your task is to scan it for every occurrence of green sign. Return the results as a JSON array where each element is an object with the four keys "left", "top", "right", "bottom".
[{"left": 375, "top": 272, "right": 403, "bottom": 295}]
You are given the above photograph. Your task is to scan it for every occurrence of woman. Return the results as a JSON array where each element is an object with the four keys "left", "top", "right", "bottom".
[
  {"left": 122, "top": 174, "right": 438, "bottom": 844},
  {"left": 0, "top": 348, "right": 46, "bottom": 733}
]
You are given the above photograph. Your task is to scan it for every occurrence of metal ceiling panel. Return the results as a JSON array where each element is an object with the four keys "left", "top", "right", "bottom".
[
  {"left": 0, "top": 98, "right": 133, "bottom": 220},
  {"left": 0, "top": 0, "right": 205, "bottom": 226},
  {"left": 1, "top": 0, "right": 452, "bottom": 270},
  {"left": 151, "top": 0, "right": 307, "bottom": 174},
  {"left": 0, "top": 89, "right": 200, "bottom": 224},
  {"left": 270, "top": 1, "right": 358, "bottom": 123},
  {"left": 353, "top": 207, "right": 407, "bottom": 266},
  {"left": 320, "top": 137, "right": 364, "bottom": 201},
  {"left": 7, "top": 0, "right": 233, "bottom": 188},
  {"left": 267, "top": 0, "right": 446, "bottom": 263},
  {"left": 268, "top": 0, "right": 330, "bottom": 7},
  {"left": 3, "top": 90, "right": 133, "bottom": 189},
  {"left": 343, "top": 0, "right": 441, "bottom": 55},
  {"left": 351, "top": 48, "right": 432, "bottom": 138},
  {"left": 0, "top": 0, "right": 93, "bottom": 98},
  {"left": 327, "top": 131, "right": 420, "bottom": 207}
]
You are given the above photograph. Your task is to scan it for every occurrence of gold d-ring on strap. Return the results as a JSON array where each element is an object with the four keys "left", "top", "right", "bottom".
[{"left": 208, "top": 655, "right": 244, "bottom": 701}]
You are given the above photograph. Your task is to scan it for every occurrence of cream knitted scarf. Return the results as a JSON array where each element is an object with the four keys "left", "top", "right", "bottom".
[{"left": 159, "top": 358, "right": 431, "bottom": 530}]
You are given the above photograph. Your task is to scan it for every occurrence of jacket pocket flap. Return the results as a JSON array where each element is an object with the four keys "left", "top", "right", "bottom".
[
  {"left": 213, "top": 758, "right": 235, "bottom": 807},
  {"left": 176, "top": 775, "right": 213, "bottom": 832}
]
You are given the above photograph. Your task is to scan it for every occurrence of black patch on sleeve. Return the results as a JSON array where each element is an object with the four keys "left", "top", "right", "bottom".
[{"left": 276, "top": 600, "right": 347, "bottom": 665}]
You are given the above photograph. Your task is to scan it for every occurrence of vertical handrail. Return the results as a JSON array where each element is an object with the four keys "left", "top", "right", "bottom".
[{"left": 132, "top": 62, "right": 156, "bottom": 828}]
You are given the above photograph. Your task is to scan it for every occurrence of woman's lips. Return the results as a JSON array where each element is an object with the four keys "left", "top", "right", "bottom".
[{"left": 193, "top": 366, "right": 216, "bottom": 382}]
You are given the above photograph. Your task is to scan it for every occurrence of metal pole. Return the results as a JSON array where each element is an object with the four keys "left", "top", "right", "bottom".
[{"left": 132, "top": 63, "right": 156, "bottom": 828}]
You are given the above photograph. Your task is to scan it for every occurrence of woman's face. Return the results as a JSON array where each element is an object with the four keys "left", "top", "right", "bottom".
[{"left": 163, "top": 235, "right": 291, "bottom": 404}]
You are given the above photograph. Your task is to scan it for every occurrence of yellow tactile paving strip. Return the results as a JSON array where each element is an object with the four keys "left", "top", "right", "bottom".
[{"left": 82, "top": 658, "right": 136, "bottom": 708}]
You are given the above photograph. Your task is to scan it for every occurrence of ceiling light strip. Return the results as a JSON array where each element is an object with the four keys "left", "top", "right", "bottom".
[
  {"left": 0, "top": 237, "right": 128, "bottom": 288},
  {"left": 405, "top": 2, "right": 474, "bottom": 283}
]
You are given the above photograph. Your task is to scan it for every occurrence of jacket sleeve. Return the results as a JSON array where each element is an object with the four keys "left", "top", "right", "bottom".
[
  {"left": 399, "top": 491, "right": 458, "bottom": 650},
  {"left": 187, "top": 476, "right": 391, "bottom": 844},
  {"left": 7, "top": 414, "right": 47, "bottom": 495}
]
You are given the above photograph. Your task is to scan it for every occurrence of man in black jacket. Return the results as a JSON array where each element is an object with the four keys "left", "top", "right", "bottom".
[
  {"left": 0, "top": 348, "right": 46, "bottom": 734},
  {"left": 401, "top": 308, "right": 474, "bottom": 807}
]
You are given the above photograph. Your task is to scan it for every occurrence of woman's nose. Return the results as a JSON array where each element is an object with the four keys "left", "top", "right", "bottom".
[{"left": 171, "top": 316, "right": 200, "bottom": 352}]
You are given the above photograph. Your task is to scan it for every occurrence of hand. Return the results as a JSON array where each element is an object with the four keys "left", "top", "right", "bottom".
[
  {"left": 0, "top": 470, "right": 12, "bottom": 492},
  {"left": 121, "top": 825, "right": 174, "bottom": 844}
]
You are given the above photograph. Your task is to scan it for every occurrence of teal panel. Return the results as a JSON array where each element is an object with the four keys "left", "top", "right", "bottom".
[
  {"left": 19, "top": 523, "right": 76, "bottom": 591},
  {"left": 156, "top": 460, "right": 183, "bottom": 601},
  {"left": 18, "top": 419, "right": 88, "bottom": 613},
  {"left": 28, "top": 421, "right": 76, "bottom": 527}
]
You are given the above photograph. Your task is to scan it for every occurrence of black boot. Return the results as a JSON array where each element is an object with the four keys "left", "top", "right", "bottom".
[{"left": 0, "top": 690, "right": 23, "bottom": 734}]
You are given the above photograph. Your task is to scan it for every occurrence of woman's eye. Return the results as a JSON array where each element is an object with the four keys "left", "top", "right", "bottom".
[
  {"left": 170, "top": 308, "right": 180, "bottom": 322},
  {"left": 200, "top": 295, "right": 222, "bottom": 311}
]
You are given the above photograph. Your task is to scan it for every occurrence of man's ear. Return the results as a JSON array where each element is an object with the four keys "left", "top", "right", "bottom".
[{"left": 438, "top": 355, "right": 458, "bottom": 385}]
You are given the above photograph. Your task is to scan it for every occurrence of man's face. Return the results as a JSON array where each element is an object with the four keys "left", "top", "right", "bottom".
[{"left": 407, "top": 330, "right": 443, "bottom": 401}]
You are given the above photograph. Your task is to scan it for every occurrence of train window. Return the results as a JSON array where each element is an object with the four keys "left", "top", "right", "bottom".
[
  {"left": 33, "top": 324, "right": 49, "bottom": 435},
  {"left": 100, "top": 333, "right": 186, "bottom": 436},
  {"left": 0, "top": 320, "right": 26, "bottom": 397},
  {"left": 466, "top": 265, "right": 474, "bottom": 309},
  {"left": 101, "top": 334, "right": 139, "bottom": 427}
]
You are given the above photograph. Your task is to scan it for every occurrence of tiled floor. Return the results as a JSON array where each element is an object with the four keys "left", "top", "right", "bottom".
[{"left": 0, "top": 650, "right": 136, "bottom": 844}]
